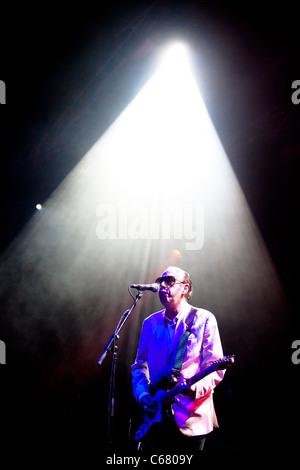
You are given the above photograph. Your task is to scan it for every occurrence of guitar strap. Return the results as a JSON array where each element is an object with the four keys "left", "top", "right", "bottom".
[{"left": 171, "top": 307, "right": 197, "bottom": 382}]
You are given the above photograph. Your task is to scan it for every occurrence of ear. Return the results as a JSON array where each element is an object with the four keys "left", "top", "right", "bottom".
[{"left": 182, "top": 283, "right": 189, "bottom": 296}]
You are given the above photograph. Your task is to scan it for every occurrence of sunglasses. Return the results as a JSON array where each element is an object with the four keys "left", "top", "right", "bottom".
[{"left": 155, "top": 275, "right": 186, "bottom": 287}]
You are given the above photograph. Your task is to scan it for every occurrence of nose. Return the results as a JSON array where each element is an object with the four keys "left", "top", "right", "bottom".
[{"left": 160, "top": 280, "right": 168, "bottom": 288}]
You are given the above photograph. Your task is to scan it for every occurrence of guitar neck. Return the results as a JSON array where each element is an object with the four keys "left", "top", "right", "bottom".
[{"left": 161, "top": 363, "right": 216, "bottom": 404}]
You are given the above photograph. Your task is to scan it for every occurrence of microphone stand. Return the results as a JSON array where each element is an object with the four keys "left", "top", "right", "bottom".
[{"left": 97, "top": 287, "right": 144, "bottom": 453}]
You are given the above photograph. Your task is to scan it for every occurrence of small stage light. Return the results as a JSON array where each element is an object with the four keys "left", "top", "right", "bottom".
[{"left": 172, "top": 249, "right": 182, "bottom": 258}]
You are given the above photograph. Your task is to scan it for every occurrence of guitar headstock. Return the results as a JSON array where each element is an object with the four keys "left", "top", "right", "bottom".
[{"left": 210, "top": 355, "right": 235, "bottom": 372}]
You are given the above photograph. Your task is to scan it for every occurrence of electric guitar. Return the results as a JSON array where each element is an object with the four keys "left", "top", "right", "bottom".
[{"left": 135, "top": 355, "right": 235, "bottom": 441}]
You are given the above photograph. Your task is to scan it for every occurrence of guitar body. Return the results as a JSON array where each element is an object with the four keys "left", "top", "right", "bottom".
[
  {"left": 134, "top": 355, "right": 235, "bottom": 442},
  {"left": 135, "top": 389, "right": 172, "bottom": 441}
]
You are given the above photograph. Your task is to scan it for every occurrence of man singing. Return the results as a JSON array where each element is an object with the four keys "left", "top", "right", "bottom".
[{"left": 131, "top": 266, "right": 225, "bottom": 453}]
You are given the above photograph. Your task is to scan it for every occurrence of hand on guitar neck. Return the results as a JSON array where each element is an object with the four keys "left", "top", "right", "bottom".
[{"left": 176, "top": 375, "right": 196, "bottom": 398}]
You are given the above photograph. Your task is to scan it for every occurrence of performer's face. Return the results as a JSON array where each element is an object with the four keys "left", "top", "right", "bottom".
[{"left": 156, "top": 267, "right": 189, "bottom": 309}]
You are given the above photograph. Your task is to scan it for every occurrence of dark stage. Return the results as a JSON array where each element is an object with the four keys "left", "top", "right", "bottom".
[{"left": 0, "top": 1, "right": 299, "bottom": 462}]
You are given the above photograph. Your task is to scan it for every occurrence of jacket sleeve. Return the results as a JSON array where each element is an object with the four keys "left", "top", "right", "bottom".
[
  {"left": 194, "top": 312, "right": 225, "bottom": 400},
  {"left": 131, "top": 321, "right": 151, "bottom": 403}
]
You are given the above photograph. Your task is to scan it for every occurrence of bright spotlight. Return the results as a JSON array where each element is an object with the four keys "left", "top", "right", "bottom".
[
  {"left": 36, "top": 204, "right": 42, "bottom": 211},
  {"left": 158, "top": 42, "right": 190, "bottom": 71},
  {"left": 96, "top": 41, "right": 216, "bottom": 209},
  {"left": 66, "top": 41, "right": 245, "bottom": 251}
]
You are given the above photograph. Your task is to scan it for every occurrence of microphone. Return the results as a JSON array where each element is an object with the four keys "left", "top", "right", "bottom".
[{"left": 130, "top": 283, "right": 159, "bottom": 293}]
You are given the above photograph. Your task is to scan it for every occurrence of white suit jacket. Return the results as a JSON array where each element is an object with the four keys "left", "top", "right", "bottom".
[{"left": 131, "top": 301, "right": 225, "bottom": 436}]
